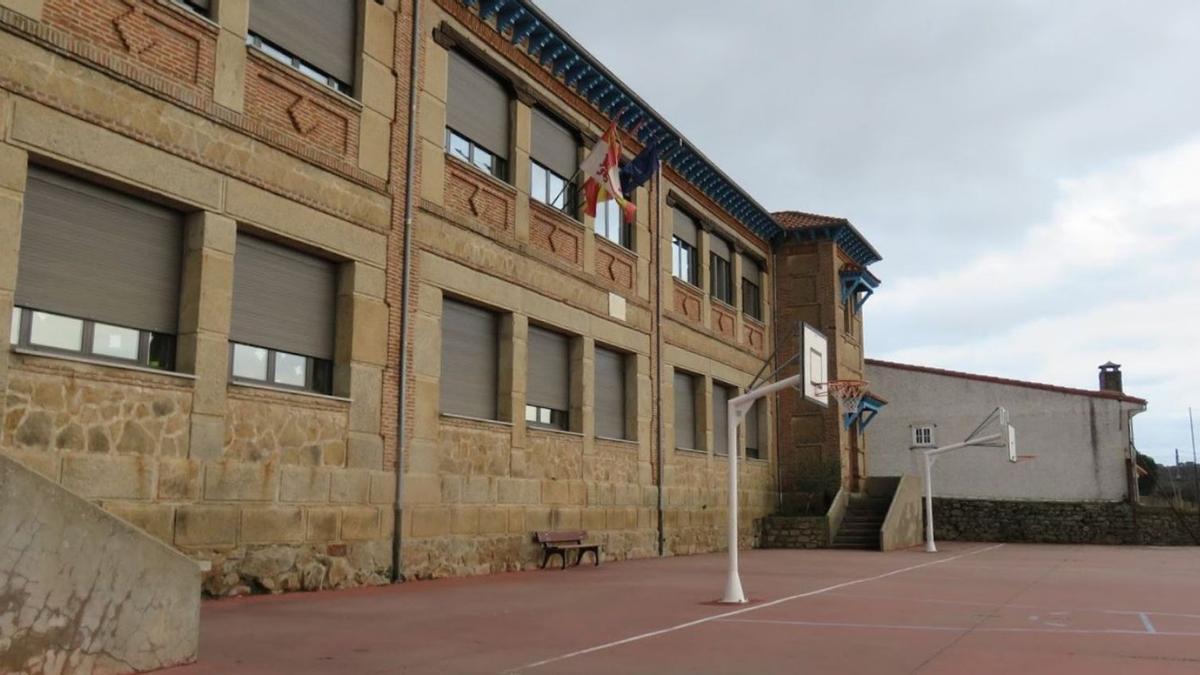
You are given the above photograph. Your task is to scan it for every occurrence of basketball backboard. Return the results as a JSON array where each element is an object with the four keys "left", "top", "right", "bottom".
[{"left": 800, "top": 322, "right": 828, "bottom": 407}]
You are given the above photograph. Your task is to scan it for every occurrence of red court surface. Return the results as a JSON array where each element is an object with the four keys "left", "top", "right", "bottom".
[{"left": 161, "top": 542, "right": 1200, "bottom": 674}]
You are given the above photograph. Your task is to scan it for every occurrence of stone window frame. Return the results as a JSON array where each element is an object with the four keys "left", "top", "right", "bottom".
[
  {"left": 10, "top": 306, "right": 176, "bottom": 371},
  {"left": 446, "top": 128, "right": 509, "bottom": 182},
  {"left": 710, "top": 249, "right": 734, "bottom": 306},
  {"left": 529, "top": 158, "right": 576, "bottom": 216}
]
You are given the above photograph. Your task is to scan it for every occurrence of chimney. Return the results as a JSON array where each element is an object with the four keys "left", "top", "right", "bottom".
[{"left": 1099, "top": 362, "right": 1123, "bottom": 393}]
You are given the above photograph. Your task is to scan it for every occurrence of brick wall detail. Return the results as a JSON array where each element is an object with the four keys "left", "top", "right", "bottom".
[
  {"left": 244, "top": 55, "right": 358, "bottom": 160},
  {"left": 529, "top": 204, "right": 581, "bottom": 268},
  {"left": 444, "top": 159, "right": 514, "bottom": 232},
  {"left": 712, "top": 303, "right": 736, "bottom": 340},
  {"left": 43, "top": 0, "right": 216, "bottom": 92},
  {"left": 743, "top": 317, "right": 765, "bottom": 353},
  {"left": 672, "top": 279, "right": 703, "bottom": 324},
  {"left": 594, "top": 238, "right": 634, "bottom": 292}
]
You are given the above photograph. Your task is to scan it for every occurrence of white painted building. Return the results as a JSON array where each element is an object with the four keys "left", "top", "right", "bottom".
[{"left": 864, "top": 360, "right": 1147, "bottom": 502}]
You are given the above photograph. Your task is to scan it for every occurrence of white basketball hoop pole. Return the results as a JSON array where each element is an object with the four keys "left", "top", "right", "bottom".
[
  {"left": 918, "top": 406, "right": 1014, "bottom": 553},
  {"left": 722, "top": 372, "right": 804, "bottom": 604}
]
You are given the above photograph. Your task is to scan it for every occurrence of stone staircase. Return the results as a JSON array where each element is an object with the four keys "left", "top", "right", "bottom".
[{"left": 830, "top": 493, "right": 891, "bottom": 550}]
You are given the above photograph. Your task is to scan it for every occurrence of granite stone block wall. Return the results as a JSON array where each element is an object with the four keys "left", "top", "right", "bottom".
[{"left": 932, "top": 498, "right": 1198, "bottom": 546}]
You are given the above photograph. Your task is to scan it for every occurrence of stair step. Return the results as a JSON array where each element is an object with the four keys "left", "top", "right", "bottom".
[{"left": 831, "top": 542, "right": 877, "bottom": 550}]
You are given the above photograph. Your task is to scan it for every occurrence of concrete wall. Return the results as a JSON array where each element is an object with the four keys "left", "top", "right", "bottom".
[
  {"left": 866, "top": 363, "right": 1141, "bottom": 502},
  {"left": 0, "top": 0, "right": 400, "bottom": 595},
  {"left": 0, "top": 452, "right": 199, "bottom": 674},
  {"left": 879, "top": 474, "right": 922, "bottom": 551}
]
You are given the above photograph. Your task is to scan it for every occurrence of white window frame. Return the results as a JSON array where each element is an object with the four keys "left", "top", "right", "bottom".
[{"left": 911, "top": 424, "right": 936, "bottom": 448}]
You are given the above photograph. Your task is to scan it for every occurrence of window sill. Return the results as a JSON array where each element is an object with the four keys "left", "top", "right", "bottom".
[
  {"left": 743, "top": 314, "right": 766, "bottom": 326},
  {"left": 746, "top": 456, "right": 770, "bottom": 464},
  {"left": 229, "top": 380, "right": 351, "bottom": 403},
  {"left": 12, "top": 347, "right": 196, "bottom": 381},
  {"left": 440, "top": 413, "right": 513, "bottom": 428},
  {"left": 711, "top": 297, "right": 737, "bottom": 312},
  {"left": 160, "top": 0, "right": 220, "bottom": 31},
  {"left": 675, "top": 447, "right": 707, "bottom": 456},
  {"left": 529, "top": 197, "right": 584, "bottom": 228},
  {"left": 595, "top": 435, "right": 638, "bottom": 447},
  {"left": 445, "top": 152, "right": 516, "bottom": 194},
  {"left": 527, "top": 426, "right": 584, "bottom": 438},
  {"left": 594, "top": 234, "right": 636, "bottom": 258},
  {"left": 672, "top": 277, "right": 703, "bottom": 293}
]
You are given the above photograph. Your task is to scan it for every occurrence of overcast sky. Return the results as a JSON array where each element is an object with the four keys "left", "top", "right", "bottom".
[{"left": 538, "top": 0, "right": 1200, "bottom": 464}]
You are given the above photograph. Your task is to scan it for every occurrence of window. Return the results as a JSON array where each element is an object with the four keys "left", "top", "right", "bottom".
[
  {"left": 447, "top": 51, "right": 510, "bottom": 181},
  {"left": 173, "top": 0, "right": 210, "bottom": 16},
  {"left": 710, "top": 235, "right": 734, "bottom": 305},
  {"left": 745, "top": 400, "right": 764, "bottom": 460},
  {"left": 247, "top": 0, "right": 356, "bottom": 96},
  {"left": 448, "top": 129, "right": 506, "bottom": 181},
  {"left": 526, "top": 326, "right": 570, "bottom": 431},
  {"left": 11, "top": 308, "right": 175, "bottom": 370},
  {"left": 672, "top": 208, "right": 700, "bottom": 285},
  {"left": 231, "top": 234, "right": 336, "bottom": 395},
  {"left": 673, "top": 370, "right": 698, "bottom": 450},
  {"left": 594, "top": 198, "right": 630, "bottom": 248},
  {"left": 595, "top": 346, "right": 628, "bottom": 440},
  {"left": 17, "top": 167, "right": 183, "bottom": 370},
  {"left": 530, "top": 108, "right": 577, "bottom": 215},
  {"left": 912, "top": 425, "right": 935, "bottom": 447},
  {"left": 742, "top": 255, "right": 762, "bottom": 321},
  {"left": 843, "top": 294, "right": 857, "bottom": 339},
  {"left": 440, "top": 299, "right": 500, "bottom": 420},
  {"left": 230, "top": 342, "right": 332, "bottom": 392},
  {"left": 712, "top": 382, "right": 735, "bottom": 455}
]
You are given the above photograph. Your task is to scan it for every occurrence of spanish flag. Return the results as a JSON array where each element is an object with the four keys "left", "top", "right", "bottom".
[{"left": 580, "top": 122, "right": 637, "bottom": 221}]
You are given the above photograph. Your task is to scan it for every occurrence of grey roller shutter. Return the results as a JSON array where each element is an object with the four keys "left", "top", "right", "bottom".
[
  {"left": 231, "top": 234, "right": 336, "bottom": 359},
  {"left": 17, "top": 168, "right": 183, "bottom": 334},
  {"left": 447, "top": 51, "right": 510, "bottom": 159},
  {"left": 531, "top": 108, "right": 577, "bottom": 179},
  {"left": 745, "top": 401, "right": 761, "bottom": 458},
  {"left": 249, "top": 0, "right": 357, "bottom": 86},
  {"left": 527, "top": 326, "right": 569, "bottom": 410},
  {"left": 713, "top": 383, "right": 731, "bottom": 455},
  {"left": 673, "top": 370, "right": 696, "bottom": 449},
  {"left": 710, "top": 235, "right": 731, "bottom": 262},
  {"left": 741, "top": 254, "right": 760, "bottom": 285},
  {"left": 673, "top": 208, "right": 698, "bottom": 246},
  {"left": 439, "top": 299, "right": 499, "bottom": 420},
  {"left": 595, "top": 347, "right": 626, "bottom": 440}
]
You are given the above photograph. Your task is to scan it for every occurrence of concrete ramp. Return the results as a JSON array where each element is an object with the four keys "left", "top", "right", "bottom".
[{"left": 0, "top": 454, "right": 199, "bottom": 674}]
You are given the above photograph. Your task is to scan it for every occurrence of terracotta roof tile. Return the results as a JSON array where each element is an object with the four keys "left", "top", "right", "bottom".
[{"left": 772, "top": 210, "right": 850, "bottom": 230}]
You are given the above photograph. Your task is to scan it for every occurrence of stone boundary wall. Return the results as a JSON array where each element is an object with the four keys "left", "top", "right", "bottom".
[
  {"left": 932, "top": 498, "right": 1199, "bottom": 546},
  {"left": 760, "top": 515, "right": 828, "bottom": 549}
]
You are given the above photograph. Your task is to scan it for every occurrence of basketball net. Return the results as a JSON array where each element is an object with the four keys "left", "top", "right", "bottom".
[{"left": 814, "top": 379, "right": 869, "bottom": 413}]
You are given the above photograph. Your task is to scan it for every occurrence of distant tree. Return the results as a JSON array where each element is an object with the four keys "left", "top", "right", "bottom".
[{"left": 1137, "top": 453, "right": 1159, "bottom": 496}]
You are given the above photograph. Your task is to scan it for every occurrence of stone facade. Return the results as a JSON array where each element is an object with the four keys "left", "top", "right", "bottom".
[
  {"left": 932, "top": 498, "right": 1198, "bottom": 546},
  {"left": 0, "top": 0, "right": 399, "bottom": 596},
  {"left": 773, "top": 239, "right": 868, "bottom": 514}
]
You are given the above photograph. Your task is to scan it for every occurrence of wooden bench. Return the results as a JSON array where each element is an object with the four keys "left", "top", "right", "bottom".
[{"left": 535, "top": 530, "right": 601, "bottom": 569}]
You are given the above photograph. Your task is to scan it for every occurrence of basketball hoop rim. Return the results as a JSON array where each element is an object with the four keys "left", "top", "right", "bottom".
[{"left": 811, "top": 379, "right": 870, "bottom": 410}]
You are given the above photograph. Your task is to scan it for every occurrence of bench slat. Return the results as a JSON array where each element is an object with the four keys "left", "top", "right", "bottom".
[{"left": 535, "top": 530, "right": 588, "bottom": 544}]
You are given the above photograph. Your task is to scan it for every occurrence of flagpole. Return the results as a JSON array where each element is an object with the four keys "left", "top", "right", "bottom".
[{"left": 548, "top": 168, "right": 584, "bottom": 210}]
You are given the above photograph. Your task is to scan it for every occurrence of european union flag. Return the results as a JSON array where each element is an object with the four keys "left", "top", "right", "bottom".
[{"left": 619, "top": 141, "right": 662, "bottom": 199}]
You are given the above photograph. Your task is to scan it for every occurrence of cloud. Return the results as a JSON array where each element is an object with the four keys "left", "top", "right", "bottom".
[{"left": 874, "top": 138, "right": 1200, "bottom": 462}]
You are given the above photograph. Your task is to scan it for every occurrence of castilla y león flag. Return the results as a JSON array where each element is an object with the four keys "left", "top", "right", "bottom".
[{"left": 580, "top": 122, "right": 637, "bottom": 221}]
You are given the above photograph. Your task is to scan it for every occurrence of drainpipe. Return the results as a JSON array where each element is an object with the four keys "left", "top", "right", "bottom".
[
  {"left": 392, "top": 0, "right": 422, "bottom": 583},
  {"left": 771, "top": 246, "right": 782, "bottom": 513},
  {"left": 654, "top": 169, "right": 665, "bottom": 556}
]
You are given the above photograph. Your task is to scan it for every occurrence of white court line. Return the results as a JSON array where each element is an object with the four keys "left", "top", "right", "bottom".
[
  {"left": 1139, "top": 612, "right": 1158, "bottom": 634},
  {"left": 828, "top": 592, "right": 1200, "bottom": 621},
  {"left": 718, "top": 617, "right": 1199, "bottom": 637},
  {"left": 504, "top": 543, "right": 1005, "bottom": 673}
]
